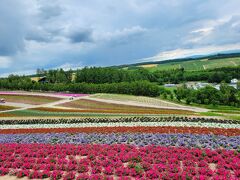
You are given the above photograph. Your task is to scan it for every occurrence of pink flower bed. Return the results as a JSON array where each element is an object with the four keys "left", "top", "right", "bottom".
[
  {"left": 0, "top": 91, "right": 20, "bottom": 95},
  {"left": 0, "top": 143, "right": 239, "bottom": 179}
]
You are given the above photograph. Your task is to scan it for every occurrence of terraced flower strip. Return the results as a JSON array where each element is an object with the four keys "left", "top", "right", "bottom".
[
  {"left": 0, "top": 144, "right": 239, "bottom": 179},
  {"left": 1, "top": 122, "right": 239, "bottom": 129},
  {"left": 0, "top": 133, "right": 239, "bottom": 150},
  {"left": 0, "top": 94, "right": 61, "bottom": 105},
  {"left": 0, "top": 92, "right": 239, "bottom": 179},
  {"left": 1, "top": 126, "right": 240, "bottom": 136},
  {"left": 0, "top": 105, "right": 16, "bottom": 112},
  {"left": 0, "top": 116, "right": 238, "bottom": 125},
  {"left": 32, "top": 106, "right": 195, "bottom": 115}
]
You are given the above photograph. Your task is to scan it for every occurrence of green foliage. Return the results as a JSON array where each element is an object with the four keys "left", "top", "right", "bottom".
[
  {"left": 174, "top": 84, "right": 240, "bottom": 107},
  {"left": 75, "top": 67, "right": 154, "bottom": 84},
  {"left": 0, "top": 77, "right": 160, "bottom": 97}
]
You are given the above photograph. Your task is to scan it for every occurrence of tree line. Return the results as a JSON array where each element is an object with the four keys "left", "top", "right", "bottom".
[
  {"left": 174, "top": 83, "right": 240, "bottom": 107},
  {"left": 29, "top": 66, "right": 240, "bottom": 85},
  {"left": 0, "top": 76, "right": 160, "bottom": 97}
]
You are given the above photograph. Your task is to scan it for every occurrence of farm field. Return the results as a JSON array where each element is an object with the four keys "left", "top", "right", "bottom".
[
  {"left": 0, "top": 91, "right": 239, "bottom": 179},
  {"left": 140, "top": 57, "right": 240, "bottom": 71}
]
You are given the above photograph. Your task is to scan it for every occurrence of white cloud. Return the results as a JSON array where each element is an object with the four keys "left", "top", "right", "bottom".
[
  {"left": 55, "top": 63, "right": 82, "bottom": 71},
  {"left": 139, "top": 44, "right": 240, "bottom": 62},
  {"left": 0, "top": 69, "right": 36, "bottom": 77}
]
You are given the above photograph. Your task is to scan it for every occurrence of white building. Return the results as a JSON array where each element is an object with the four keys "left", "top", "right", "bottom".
[
  {"left": 164, "top": 84, "right": 176, "bottom": 87},
  {"left": 231, "top": 78, "right": 238, "bottom": 84}
]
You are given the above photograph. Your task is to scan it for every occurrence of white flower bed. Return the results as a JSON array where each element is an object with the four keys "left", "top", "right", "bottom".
[{"left": 1, "top": 121, "right": 239, "bottom": 129}]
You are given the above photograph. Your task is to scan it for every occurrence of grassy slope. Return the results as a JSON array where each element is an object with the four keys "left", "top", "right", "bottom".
[
  {"left": 138, "top": 57, "right": 240, "bottom": 71},
  {"left": 91, "top": 93, "right": 180, "bottom": 107}
]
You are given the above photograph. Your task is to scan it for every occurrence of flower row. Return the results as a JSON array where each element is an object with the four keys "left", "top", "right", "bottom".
[
  {"left": 0, "top": 144, "right": 239, "bottom": 179},
  {"left": 1, "top": 121, "right": 240, "bottom": 130},
  {"left": 0, "top": 133, "right": 239, "bottom": 149},
  {"left": 32, "top": 106, "right": 194, "bottom": 115},
  {"left": 0, "top": 116, "right": 238, "bottom": 125},
  {"left": 1, "top": 126, "right": 239, "bottom": 136}
]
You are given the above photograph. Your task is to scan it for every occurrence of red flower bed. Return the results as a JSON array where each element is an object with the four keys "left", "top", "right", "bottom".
[
  {"left": 32, "top": 106, "right": 195, "bottom": 115},
  {"left": 0, "top": 126, "right": 239, "bottom": 136},
  {"left": 0, "top": 144, "right": 239, "bottom": 179}
]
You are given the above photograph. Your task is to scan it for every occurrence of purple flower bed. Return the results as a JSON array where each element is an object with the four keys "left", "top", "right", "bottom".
[{"left": 0, "top": 133, "right": 239, "bottom": 150}]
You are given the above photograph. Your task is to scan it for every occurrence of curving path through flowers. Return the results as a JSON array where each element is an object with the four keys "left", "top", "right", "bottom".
[{"left": 0, "top": 92, "right": 88, "bottom": 113}]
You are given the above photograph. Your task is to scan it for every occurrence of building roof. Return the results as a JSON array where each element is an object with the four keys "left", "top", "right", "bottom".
[
  {"left": 30, "top": 76, "right": 46, "bottom": 82},
  {"left": 231, "top": 78, "right": 238, "bottom": 84}
]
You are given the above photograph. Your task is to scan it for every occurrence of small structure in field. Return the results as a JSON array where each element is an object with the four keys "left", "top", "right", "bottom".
[
  {"left": 164, "top": 84, "right": 176, "bottom": 87},
  {"left": 30, "top": 76, "right": 47, "bottom": 83}
]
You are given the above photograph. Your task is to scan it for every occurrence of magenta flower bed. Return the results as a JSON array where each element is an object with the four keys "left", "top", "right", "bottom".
[
  {"left": 0, "top": 143, "right": 239, "bottom": 179},
  {"left": 0, "top": 91, "right": 20, "bottom": 95}
]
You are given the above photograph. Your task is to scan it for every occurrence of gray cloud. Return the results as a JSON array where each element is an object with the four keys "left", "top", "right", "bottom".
[
  {"left": 1, "top": 0, "right": 240, "bottom": 76},
  {"left": 68, "top": 29, "right": 93, "bottom": 43},
  {"left": 0, "top": 0, "right": 26, "bottom": 55},
  {"left": 38, "top": 2, "right": 63, "bottom": 20}
]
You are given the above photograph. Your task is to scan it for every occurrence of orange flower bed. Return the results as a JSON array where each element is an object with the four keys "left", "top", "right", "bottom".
[
  {"left": 31, "top": 107, "right": 195, "bottom": 115},
  {"left": 0, "top": 113, "right": 16, "bottom": 117},
  {"left": 0, "top": 126, "right": 239, "bottom": 136}
]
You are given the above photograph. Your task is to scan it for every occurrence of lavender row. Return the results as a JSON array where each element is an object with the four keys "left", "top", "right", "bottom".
[{"left": 0, "top": 133, "right": 239, "bottom": 150}]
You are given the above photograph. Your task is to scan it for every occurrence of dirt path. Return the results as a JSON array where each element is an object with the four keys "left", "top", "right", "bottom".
[
  {"left": 0, "top": 95, "right": 89, "bottom": 113},
  {"left": 4, "top": 102, "right": 33, "bottom": 108}
]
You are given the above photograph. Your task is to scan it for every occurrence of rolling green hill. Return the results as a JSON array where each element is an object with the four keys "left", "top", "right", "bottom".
[
  {"left": 120, "top": 53, "right": 240, "bottom": 71},
  {"left": 143, "top": 57, "right": 240, "bottom": 71}
]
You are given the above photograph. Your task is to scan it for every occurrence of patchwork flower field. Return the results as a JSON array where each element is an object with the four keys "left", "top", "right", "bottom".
[{"left": 0, "top": 115, "right": 239, "bottom": 179}]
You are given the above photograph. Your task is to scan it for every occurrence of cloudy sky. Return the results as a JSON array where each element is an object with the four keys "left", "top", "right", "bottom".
[{"left": 1, "top": 0, "right": 240, "bottom": 76}]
